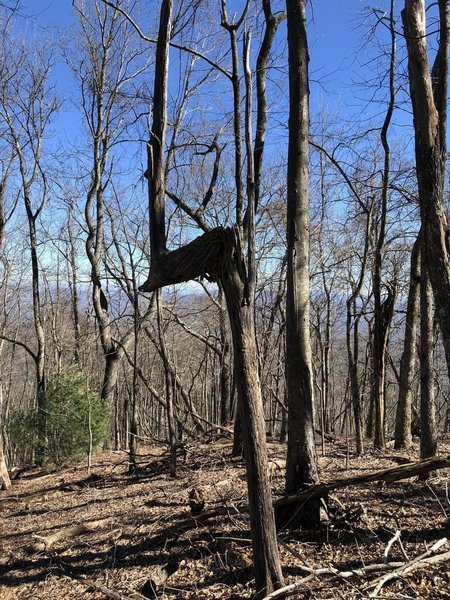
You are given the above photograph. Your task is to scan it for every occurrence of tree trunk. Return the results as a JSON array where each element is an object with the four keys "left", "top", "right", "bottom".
[
  {"left": 218, "top": 285, "right": 232, "bottom": 426},
  {"left": 156, "top": 290, "right": 177, "bottom": 477},
  {"left": 232, "top": 402, "right": 243, "bottom": 457},
  {"left": 419, "top": 253, "right": 437, "bottom": 467},
  {"left": 25, "top": 198, "right": 47, "bottom": 463},
  {"left": 0, "top": 385, "right": 11, "bottom": 489},
  {"left": 0, "top": 436, "right": 10, "bottom": 489},
  {"left": 67, "top": 206, "right": 82, "bottom": 365},
  {"left": 285, "top": 0, "right": 320, "bottom": 524},
  {"left": 128, "top": 288, "right": 140, "bottom": 471},
  {"left": 346, "top": 210, "right": 372, "bottom": 455},
  {"left": 220, "top": 250, "right": 284, "bottom": 596},
  {"left": 372, "top": 284, "right": 396, "bottom": 449},
  {"left": 347, "top": 301, "right": 364, "bottom": 454},
  {"left": 372, "top": 0, "right": 396, "bottom": 450},
  {"left": 395, "top": 233, "right": 421, "bottom": 449},
  {"left": 402, "top": 0, "right": 450, "bottom": 378},
  {"left": 140, "top": 1, "right": 284, "bottom": 594}
]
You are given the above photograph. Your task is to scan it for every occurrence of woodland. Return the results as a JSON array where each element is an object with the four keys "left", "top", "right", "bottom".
[{"left": 0, "top": 0, "right": 450, "bottom": 598}]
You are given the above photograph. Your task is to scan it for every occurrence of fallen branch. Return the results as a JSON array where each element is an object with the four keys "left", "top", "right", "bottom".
[
  {"left": 57, "top": 568, "right": 130, "bottom": 600},
  {"left": 0, "top": 473, "right": 106, "bottom": 511},
  {"left": 273, "top": 455, "right": 450, "bottom": 511},
  {"left": 383, "top": 529, "right": 402, "bottom": 563},
  {"left": 173, "top": 504, "right": 243, "bottom": 529},
  {"left": 260, "top": 561, "right": 404, "bottom": 600},
  {"left": 30, "top": 518, "right": 111, "bottom": 552},
  {"left": 367, "top": 538, "right": 449, "bottom": 597},
  {"left": 261, "top": 537, "right": 450, "bottom": 599},
  {"left": 168, "top": 455, "right": 450, "bottom": 532}
]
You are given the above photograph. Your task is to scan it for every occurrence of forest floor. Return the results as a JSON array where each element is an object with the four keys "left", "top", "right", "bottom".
[{"left": 1, "top": 437, "right": 450, "bottom": 600}]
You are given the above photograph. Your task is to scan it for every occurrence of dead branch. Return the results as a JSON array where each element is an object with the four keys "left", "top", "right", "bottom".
[
  {"left": 168, "top": 455, "right": 450, "bottom": 531},
  {"left": 139, "top": 227, "right": 230, "bottom": 293},
  {"left": 262, "top": 539, "right": 449, "bottom": 599},
  {"left": 172, "top": 504, "right": 243, "bottom": 529},
  {"left": 29, "top": 518, "right": 111, "bottom": 552},
  {"left": 367, "top": 538, "right": 449, "bottom": 597},
  {"left": 273, "top": 454, "right": 450, "bottom": 511},
  {"left": 260, "top": 561, "right": 404, "bottom": 600},
  {"left": 57, "top": 567, "right": 130, "bottom": 600},
  {"left": 383, "top": 529, "right": 402, "bottom": 563}
]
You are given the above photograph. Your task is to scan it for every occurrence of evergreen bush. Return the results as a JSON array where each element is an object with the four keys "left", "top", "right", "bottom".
[{"left": 8, "top": 368, "right": 108, "bottom": 469}]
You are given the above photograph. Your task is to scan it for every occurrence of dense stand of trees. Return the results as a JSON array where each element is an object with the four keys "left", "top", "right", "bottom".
[{"left": 0, "top": 0, "right": 448, "bottom": 596}]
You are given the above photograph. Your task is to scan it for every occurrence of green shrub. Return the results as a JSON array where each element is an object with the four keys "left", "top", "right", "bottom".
[
  {"left": 6, "top": 408, "right": 39, "bottom": 465},
  {"left": 8, "top": 368, "right": 108, "bottom": 469}
]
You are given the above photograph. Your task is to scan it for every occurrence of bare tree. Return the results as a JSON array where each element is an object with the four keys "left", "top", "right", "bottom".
[
  {"left": 309, "top": 140, "right": 373, "bottom": 454},
  {"left": 402, "top": 0, "right": 450, "bottom": 376},
  {"left": 395, "top": 232, "right": 421, "bottom": 449},
  {"left": 346, "top": 209, "right": 372, "bottom": 455},
  {"left": 138, "top": 0, "right": 284, "bottom": 595},
  {"left": 284, "top": 0, "right": 320, "bottom": 523},
  {"left": 371, "top": 0, "right": 397, "bottom": 449},
  {"left": 0, "top": 33, "right": 60, "bottom": 463},
  {"left": 69, "top": 0, "right": 146, "bottom": 408}
]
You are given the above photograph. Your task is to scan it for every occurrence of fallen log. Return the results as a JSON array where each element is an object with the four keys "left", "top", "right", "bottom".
[
  {"left": 29, "top": 518, "right": 111, "bottom": 552},
  {"left": 154, "top": 455, "right": 450, "bottom": 531},
  {"left": 273, "top": 454, "right": 450, "bottom": 511}
]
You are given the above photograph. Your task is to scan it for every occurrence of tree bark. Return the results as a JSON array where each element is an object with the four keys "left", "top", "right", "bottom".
[
  {"left": 402, "top": 0, "right": 450, "bottom": 378},
  {"left": 372, "top": 0, "right": 396, "bottom": 450},
  {"left": 140, "top": 1, "right": 284, "bottom": 594},
  {"left": 22, "top": 187, "right": 46, "bottom": 464},
  {"left": 372, "top": 283, "right": 396, "bottom": 449},
  {"left": 0, "top": 384, "right": 11, "bottom": 489},
  {"left": 0, "top": 437, "right": 10, "bottom": 489},
  {"left": 284, "top": 0, "right": 320, "bottom": 523},
  {"left": 419, "top": 253, "right": 437, "bottom": 467},
  {"left": 220, "top": 239, "right": 284, "bottom": 595},
  {"left": 395, "top": 233, "right": 421, "bottom": 449},
  {"left": 218, "top": 285, "right": 232, "bottom": 426}
]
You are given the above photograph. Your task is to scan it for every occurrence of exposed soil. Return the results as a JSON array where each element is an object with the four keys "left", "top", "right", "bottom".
[{"left": 1, "top": 438, "right": 450, "bottom": 599}]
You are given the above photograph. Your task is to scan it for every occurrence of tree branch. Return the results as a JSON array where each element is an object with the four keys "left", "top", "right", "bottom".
[{"left": 98, "top": 0, "right": 231, "bottom": 79}]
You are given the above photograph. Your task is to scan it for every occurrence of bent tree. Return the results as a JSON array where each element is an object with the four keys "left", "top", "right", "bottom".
[{"left": 139, "top": 0, "right": 283, "bottom": 596}]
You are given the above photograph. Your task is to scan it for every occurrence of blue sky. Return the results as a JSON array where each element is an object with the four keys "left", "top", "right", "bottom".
[
  {"left": 7, "top": 1, "right": 418, "bottom": 288},
  {"left": 13, "top": 0, "right": 379, "bottom": 138}
]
